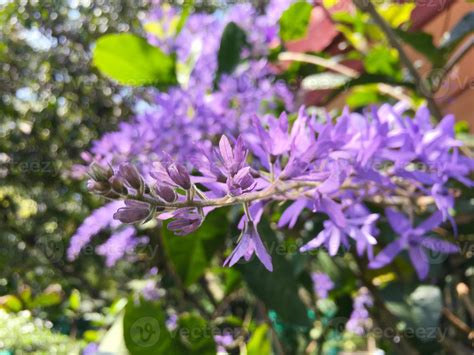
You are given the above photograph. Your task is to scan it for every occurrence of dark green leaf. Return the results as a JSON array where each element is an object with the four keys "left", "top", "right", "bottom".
[
  {"left": 237, "top": 222, "right": 311, "bottom": 327},
  {"left": 279, "top": 1, "right": 312, "bottom": 42},
  {"left": 162, "top": 209, "right": 229, "bottom": 286},
  {"left": 123, "top": 298, "right": 175, "bottom": 355},
  {"left": 93, "top": 33, "right": 177, "bottom": 87},
  {"left": 216, "top": 22, "right": 247, "bottom": 80},
  {"left": 395, "top": 29, "right": 445, "bottom": 67},
  {"left": 381, "top": 283, "right": 442, "bottom": 341},
  {"left": 176, "top": 314, "right": 216, "bottom": 354}
]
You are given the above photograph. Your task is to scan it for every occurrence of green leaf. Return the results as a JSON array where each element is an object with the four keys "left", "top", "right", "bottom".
[
  {"left": 395, "top": 30, "right": 445, "bottom": 67},
  {"left": 216, "top": 22, "right": 247, "bottom": 79},
  {"left": 69, "top": 289, "right": 81, "bottom": 312},
  {"left": 237, "top": 222, "right": 311, "bottom": 327},
  {"left": 301, "top": 72, "right": 350, "bottom": 90},
  {"left": 279, "top": 1, "right": 313, "bottom": 42},
  {"left": 346, "top": 85, "right": 384, "bottom": 108},
  {"left": 363, "top": 45, "right": 399, "bottom": 77},
  {"left": 93, "top": 33, "right": 177, "bottom": 87},
  {"left": 247, "top": 324, "right": 271, "bottom": 355},
  {"left": 381, "top": 283, "right": 442, "bottom": 341},
  {"left": 440, "top": 11, "right": 474, "bottom": 52},
  {"left": 31, "top": 287, "right": 62, "bottom": 308},
  {"left": 162, "top": 209, "right": 228, "bottom": 286},
  {"left": 123, "top": 298, "right": 175, "bottom": 355},
  {"left": 377, "top": 3, "right": 415, "bottom": 28},
  {"left": 0, "top": 295, "right": 22, "bottom": 312},
  {"left": 176, "top": 314, "right": 216, "bottom": 354}
]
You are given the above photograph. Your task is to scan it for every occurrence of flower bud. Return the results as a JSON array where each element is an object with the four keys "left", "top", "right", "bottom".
[
  {"left": 113, "top": 200, "right": 151, "bottom": 224},
  {"left": 87, "top": 179, "right": 110, "bottom": 194},
  {"left": 89, "top": 162, "right": 113, "bottom": 182},
  {"left": 118, "top": 163, "right": 143, "bottom": 191},
  {"left": 155, "top": 184, "right": 177, "bottom": 203},
  {"left": 109, "top": 175, "right": 128, "bottom": 195},
  {"left": 166, "top": 163, "right": 191, "bottom": 190}
]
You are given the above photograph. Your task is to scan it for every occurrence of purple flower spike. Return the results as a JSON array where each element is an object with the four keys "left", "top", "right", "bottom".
[
  {"left": 224, "top": 221, "right": 273, "bottom": 271},
  {"left": 113, "top": 200, "right": 151, "bottom": 224},
  {"left": 166, "top": 162, "right": 191, "bottom": 190},
  {"left": 167, "top": 208, "right": 202, "bottom": 235}
]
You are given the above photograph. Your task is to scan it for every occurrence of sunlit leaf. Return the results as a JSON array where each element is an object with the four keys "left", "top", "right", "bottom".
[
  {"left": 247, "top": 324, "right": 271, "bottom": 355},
  {"left": 363, "top": 45, "right": 399, "bottom": 77},
  {"left": 279, "top": 1, "right": 313, "bottom": 42},
  {"left": 377, "top": 3, "right": 415, "bottom": 28},
  {"left": 93, "top": 33, "right": 177, "bottom": 87}
]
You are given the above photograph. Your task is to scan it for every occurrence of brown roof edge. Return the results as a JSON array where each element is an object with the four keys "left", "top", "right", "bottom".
[{"left": 409, "top": 0, "right": 457, "bottom": 30}]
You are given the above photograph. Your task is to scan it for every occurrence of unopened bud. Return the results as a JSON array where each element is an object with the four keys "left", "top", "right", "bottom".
[
  {"left": 166, "top": 162, "right": 191, "bottom": 190},
  {"left": 155, "top": 184, "right": 177, "bottom": 203},
  {"left": 87, "top": 179, "right": 110, "bottom": 194},
  {"left": 118, "top": 163, "right": 143, "bottom": 191},
  {"left": 113, "top": 200, "right": 151, "bottom": 224},
  {"left": 109, "top": 175, "right": 128, "bottom": 195},
  {"left": 89, "top": 162, "right": 113, "bottom": 182}
]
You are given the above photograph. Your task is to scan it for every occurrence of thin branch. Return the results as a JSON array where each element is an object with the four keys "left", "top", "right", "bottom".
[
  {"left": 352, "top": 0, "right": 443, "bottom": 121},
  {"left": 278, "top": 51, "right": 412, "bottom": 103},
  {"left": 432, "top": 36, "right": 474, "bottom": 92},
  {"left": 442, "top": 307, "right": 474, "bottom": 339}
]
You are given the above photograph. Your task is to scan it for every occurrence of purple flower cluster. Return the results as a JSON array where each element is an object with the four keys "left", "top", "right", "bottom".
[
  {"left": 84, "top": 102, "right": 473, "bottom": 278},
  {"left": 346, "top": 287, "right": 373, "bottom": 335},
  {"left": 311, "top": 272, "right": 334, "bottom": 299},
  {"left": 89, "top": 1, "right": 293, "bottom": 170}
]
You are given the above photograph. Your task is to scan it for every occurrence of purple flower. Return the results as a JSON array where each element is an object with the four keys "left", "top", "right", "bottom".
[
  {"left": 346, "top": 287, "right": 373, "bottom": 335},
  {"left": 227, "top": 167, "right": 256, "bottom": 196},
  {"left": 369, "top": 209, "right": 459, "bottom": 279},
  {"left": 67, "top": 201, "right": 123, "bottom": 261},
  {"left": 166, "top": 162, "right": 191, "bottom": 190},
  {"left": 82, "top": 342, "right": 99, "bottom": 355},
  {"left": 311, "top": 272, "right": 334, "bottom": 299},
  {"left": 142, "top": 280, "right": 161, "bottom": 301},
  {"left": 113, "top": 200, "right": 151, "bottom": 224},
  {"left": 217, "top": 135, "right": 248, "bottom": 177},
  {"left": 166, "top": 314, "right": 178, "bottom": 331},
  {"left": 96, "top": 227, "right": 148, "bottom": 267},
  {"left": 300, "top": 212, "right": 378, "bottom": 257},
  {"left": 224, "top": 221, "right": 273, "bottom": 271},
  {"left": 167, "top": 208, "right": 203, "bottom": 235},
  {"left": 215, "top": 332, "right": 234, "bottom": 353}
]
